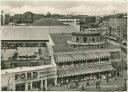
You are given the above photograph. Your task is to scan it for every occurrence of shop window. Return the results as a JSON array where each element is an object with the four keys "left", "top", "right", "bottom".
[
  {"left": 47, "top": 78, "right": 55, "bottom": 87},
  {"left": 11, "top": 63, "right": 18, "bottom": 68},
  {"left": 83, "top": 37, "right": 87, "bottom": 43},
  {"left": 32, "top": 80, "right": 41, "bottom": 90},
  {"left": 16, "top": 83, "right": 25, "bottom": 91},
  {"left": 28, "top": 85, "right": 31, "bottom": 90},
  {"left": 2, "top": 87, "right": 7, "bottom": 91}
]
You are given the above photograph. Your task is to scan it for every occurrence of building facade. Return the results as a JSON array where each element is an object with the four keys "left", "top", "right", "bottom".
[
  {"left": 109, "top": 16, "right": 127, "bottom": 41},
  {"left": 1, "top": 12, "right": 45, "bottom": 25},
  {"left": 1, "top": 65, "right": 57, "bottom": 91},
  {"left": 1, "top": 26, "right": 57, "bottom": 91},
  {"left": 57, "top": 19, "right": 79, "bottom": 25},
  {"left": 53, "top": 28, "right": 121, "bottom": 85}
]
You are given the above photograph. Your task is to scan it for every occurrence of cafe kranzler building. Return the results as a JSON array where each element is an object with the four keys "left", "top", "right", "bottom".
[{"left": 53, "top": 28, "right": 121, "bottom": 85}]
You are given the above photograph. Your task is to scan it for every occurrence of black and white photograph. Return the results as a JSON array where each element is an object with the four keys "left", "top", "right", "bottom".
[{"left": 0, "top": 0, "right": 127, "bottom": 91}]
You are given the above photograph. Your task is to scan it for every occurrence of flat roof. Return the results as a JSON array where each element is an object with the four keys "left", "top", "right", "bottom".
[
  {"left": 72, "top": 31, "right": 101, "bottom": 35},
  {"left": 50, "top": 33, "right": 121, "bottom": 52},
  {"left": 1, "top": 26, "right": 49, "bottom": 40}
]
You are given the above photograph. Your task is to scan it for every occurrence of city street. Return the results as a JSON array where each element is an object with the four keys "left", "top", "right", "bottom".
[{"left": 48, "top": 73, "right": 126, "bottom": 91}]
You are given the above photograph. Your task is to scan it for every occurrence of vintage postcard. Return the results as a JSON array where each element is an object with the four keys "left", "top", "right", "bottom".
[{"left": 0, "top": 0, "right": 127, "bottom": 91}]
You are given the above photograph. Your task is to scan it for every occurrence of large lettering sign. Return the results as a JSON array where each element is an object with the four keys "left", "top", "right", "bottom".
[
  {"left": 15, "top": 69, "right": 56, "bottom": 81},
  {"left": 15, "top": 72, "right": 38, "bottom": 80}
]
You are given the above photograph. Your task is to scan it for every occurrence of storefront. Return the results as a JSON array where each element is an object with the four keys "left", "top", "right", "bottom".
[
  {"left": 57, "top": 63, "right": 114, "bottom": 85},
  {"left": 1, "top": 65, "right": 57, "bottom": 91}
]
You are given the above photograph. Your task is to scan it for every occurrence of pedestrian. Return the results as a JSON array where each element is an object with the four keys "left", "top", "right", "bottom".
[
  {"left": 42, "top": 86, "right": 46, "bottom": 91},
  {"left": 76, "top": 81, "right": 79, "bottom": 87},
  {"left": 93, "top": 78, "right": 96, "bottom": 84},
  {"left": 86, "top": 81, "right": 90, "bottom": 86},
  {"left": 95, "top": 81, "right": 98, "bottom": 89},
  {"left": 82, "top": 84, "right": 84, "bottom": 90},
  {"left": 66, "top": 79, "right": 69, "bottom": 83},
  {"left": 117, "top": 72, "right": 120, "bottom": 76},
  {"left": 115, "top": 76, "right": 117, "bottom": 81},
  {"left": 106, "top": 76, "right": 109, "bottom": 83}
]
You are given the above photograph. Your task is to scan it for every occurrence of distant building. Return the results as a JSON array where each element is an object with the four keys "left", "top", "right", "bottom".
[
  {"left": 1, "top": 11, "right": 5, "bottom": 25},
  {"left": 78, "top": 16, "right": 102, "bottom": 30},
  {"left": 2, "top": 12, "right": 45, "bottom": 25},
  {"left": 2, "top": 11, "right": 80, "bottom": 26},
  {"left": 57, "top": 19, "right": 79, "bottom": 25},
  {"left": 1, "top": 26, "right": 57, "bottom": 91},
  {"left": 78, "top": 16, "right": 97, "bottom": 24},
  {"left": 32, "top": 18, "right": 67, "bottom": 26},
  {"left": 109, "top": 16, "right": 127, "bottom": 41}
]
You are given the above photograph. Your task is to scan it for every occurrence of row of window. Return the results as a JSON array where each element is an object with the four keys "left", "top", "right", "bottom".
[
  {"left": 72, "top": 45, "right": 101, "bottom": 49},
  {"left": 57, "top": 58, "right": 110, "bottom": 68},
  {"left": 75, "top": 37, "right": 100, "bottom": 43},
  {"left": 58, "top": 61, "right": 110, "bottom": 68},
  {"left": 2, "top": 43, "right": 47, "bottom": 48}
]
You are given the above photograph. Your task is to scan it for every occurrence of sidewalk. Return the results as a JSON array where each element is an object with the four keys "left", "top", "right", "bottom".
[{"left": 48, "top": 76, "right": 125, "bottom": 91}]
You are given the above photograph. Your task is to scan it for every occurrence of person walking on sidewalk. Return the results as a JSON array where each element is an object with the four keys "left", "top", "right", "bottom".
[
  {"left": 106, "top": 76, "right": 109, "bottom": 83},
  {"left": 82, "top": 84, "right": 84, "bottom": 90}
]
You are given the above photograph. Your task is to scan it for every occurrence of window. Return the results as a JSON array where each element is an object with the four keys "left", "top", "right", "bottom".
[
  {"left": 16, "top": 83, "right": 25, "bottom": 91},
  {"left": 40, "top": 43, "right": 47, "bottom": 47},
  {"left": 47, "top": 78, "right": 55, "bottom": 87},
  {"left": 76, "top": 37, "right": 79, "bottom": 42},
  {"left": 32, "top": 81, "right": 41, "bottom": 90},
  {"left": 92, "top": 38, "right": 95, "bottom": 43},
  {"left": 83, "top": 37, "right": 87, "bottom": 43},
  {"left": 2, "top": 87, "right": 7, "bottom": 91}
]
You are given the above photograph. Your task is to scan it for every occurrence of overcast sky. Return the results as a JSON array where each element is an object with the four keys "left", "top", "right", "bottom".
[{"left": 0, "top": 0, "right": 127, "bottom": 16}]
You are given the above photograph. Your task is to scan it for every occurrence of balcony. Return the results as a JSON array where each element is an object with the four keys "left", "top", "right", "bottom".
[
  {"left": 57, "top": 61, "right": 111, "bottom": 69},
  {"left": 67, "top": 40, "right": 105, "bottom": 45}
]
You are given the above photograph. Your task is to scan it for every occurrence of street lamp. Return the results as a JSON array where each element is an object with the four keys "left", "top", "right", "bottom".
[
  {"left": 7, "top": 75, "right": 12, "bottom": 91},
  {"left": 98, "top": 72, "right": 101, "bottom": 92},
  {"left": 124, "top": 78, "right": 127, "bottom": 91}
]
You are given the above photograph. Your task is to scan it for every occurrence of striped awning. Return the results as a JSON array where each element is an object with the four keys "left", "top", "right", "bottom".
[
  {"left": 57, "top": 64, "right": 114, "bottom": 78},
  {"left": 54, "top": 51, "right": 111, "bottom": 63}
]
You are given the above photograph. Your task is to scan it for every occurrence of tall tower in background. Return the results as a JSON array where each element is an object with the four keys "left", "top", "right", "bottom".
[{"left": 1, "top": 11, "right": 5, "bottom": 26}]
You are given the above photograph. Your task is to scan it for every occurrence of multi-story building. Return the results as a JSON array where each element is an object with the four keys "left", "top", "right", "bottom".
[
  {"left": 1, "top": 11, "right": 5, "bottom": 25},
  {"left": 1, "top": 11, "right": 80, "bottom": 26},
  {"left": 109, "top": 15, "right": 127, "bottom": 41},
  {"left": 57, "top": 19, "right": 79, "bottom": 25},
  {"left": 1, "top": 12, "right": 45, "bottom": 25},
  {"left": 51, "top": 27, "right": 121, "bottom": 85},
  {"left": 1, "top": 26, "right": 57, "bottom": 91}
]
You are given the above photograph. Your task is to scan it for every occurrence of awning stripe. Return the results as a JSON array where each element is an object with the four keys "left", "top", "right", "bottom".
[
  {"left": 54, "top": 52, "right": 111, "bottom": 63},
  {"left": 57, "top": 64, "right": 114, "bottom": 77}
]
